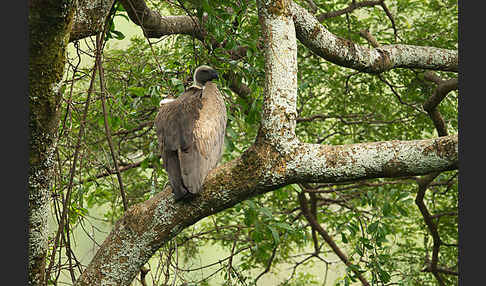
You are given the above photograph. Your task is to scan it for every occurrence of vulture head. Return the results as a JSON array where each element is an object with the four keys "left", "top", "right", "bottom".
[{"left": 193, "top": 65, "right": 219, "bottom": 88}]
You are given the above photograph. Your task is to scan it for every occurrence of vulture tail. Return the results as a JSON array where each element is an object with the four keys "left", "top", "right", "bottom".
[
  {"left": 164, "top": 150, "right": 189, "bottom": 200},
  {"left": 178, "top": 146, "right": 203, "bottom": 195}
]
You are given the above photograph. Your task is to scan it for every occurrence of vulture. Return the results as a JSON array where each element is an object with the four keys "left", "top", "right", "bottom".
[{"left": 155, "top": 65, "right": 227, "bottom": 201}]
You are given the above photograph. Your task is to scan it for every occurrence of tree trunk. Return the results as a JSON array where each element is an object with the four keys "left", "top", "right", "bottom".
[{"left": 28, "top": 1, "right": 75, "bottom": 285}]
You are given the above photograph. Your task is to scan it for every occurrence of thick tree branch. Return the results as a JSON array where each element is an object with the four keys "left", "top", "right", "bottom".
[
  {"left": 284, "top": 135, "right": 457, "bottom": 184},
  {"left": 291, "top": 2, "right": 458, "bottom": 73},
  {"left": 119, "top": 0, "right": 203, "bottom": 40},
  {"left": 257, "top": 0, "right": 299, "bottom": 150},
  {"left": 75, "top": 134, "right": 457, "bottom": 285}
]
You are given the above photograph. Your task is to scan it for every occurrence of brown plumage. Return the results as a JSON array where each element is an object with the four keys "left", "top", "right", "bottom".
[{"left": 155, "top": 66, "right": 227, "bottom": 200}]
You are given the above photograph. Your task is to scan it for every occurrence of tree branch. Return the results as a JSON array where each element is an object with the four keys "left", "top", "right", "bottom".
[
  {"left": 257, "top": 0, "right": 299, "bottom": 149},
  {"left": 119, "top": 0, "right": 203, "bottom": 39},
  {"left": 291, "top": 2, "right": 458, "bottom": 73},
  {"left": 415, "top": 174, "right": 445, "bottom": 286},
  {"left": 423, "top": 71, "right": 458, "bottom": 136},
  {"left": 284, "top": 135, "right": 457, "bottom": 184},
  {"left": 316, "top": 0, "right": 383, "bottom": 22},
  {"left": 75, "top": 134, "right": 457, "bottom": 285},
  {"left": 70, "top": 0, "right": 115, "bottom": 42}
]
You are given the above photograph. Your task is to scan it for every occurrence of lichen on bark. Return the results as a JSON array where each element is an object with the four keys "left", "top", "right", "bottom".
[{"left": 28, "top": 0, "right": 76, "bottom": 284}]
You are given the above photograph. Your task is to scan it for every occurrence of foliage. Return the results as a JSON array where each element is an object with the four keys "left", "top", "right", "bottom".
[{"left": 50, "top": 0, "right": 458, "bottom": 285}]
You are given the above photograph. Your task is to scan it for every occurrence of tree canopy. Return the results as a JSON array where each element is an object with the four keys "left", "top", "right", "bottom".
[{"left": 28, "top": 0, "right": 458, "bottom": 285}]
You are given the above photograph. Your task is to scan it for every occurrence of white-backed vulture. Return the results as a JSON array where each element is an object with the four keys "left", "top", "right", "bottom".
[{"left": 155, "top": 65, "right": 227, "bottom": 200}]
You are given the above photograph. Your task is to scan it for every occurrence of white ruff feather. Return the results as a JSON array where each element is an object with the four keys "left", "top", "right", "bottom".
[{"left": 159, "top": 98, "right": 175, "bottom": 106}]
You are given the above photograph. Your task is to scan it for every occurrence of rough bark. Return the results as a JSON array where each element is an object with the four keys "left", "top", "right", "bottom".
[
  {"left": 119, "top": 0, "right": 203, "bottom": 39},
  {"left": 290, "top": 1, "right": 458, "bottom": 73},
  {"left": 28, "top": 0, "right": 76, "bottom": 285},
  {"left": 258, "top": 0, "right": 299, "bottom": 150},
  {"left": 70, "top": 0, "right": 114, "bottom": 42},
  {"left": 74, "top": 0, "right": 458, "bottom": 284}
]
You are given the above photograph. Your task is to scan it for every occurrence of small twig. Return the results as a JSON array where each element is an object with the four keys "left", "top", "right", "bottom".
[
  {"left": 298, "top": 192, "right": 370, "bottom": 286},
  {"left": 254, "top": 245, "right": 278, "bottom": 283},
  {"left": 317, "top": 0, "right": 383, "bottom": 22},
  {"left": 378, "top": 0, "right": 399, "bottom": 41},
  {"left": 227, "top": 238, "right": 238, "bottom": 285},
  {"left": 378, "top": 74, "right": 424, "bottom": 113},
  {"left": 97, "top": 36, "right": 129, "bottom": 211},
  {"left": 359, "top": 29, "right": 380, "bottom": 48},
  {"left": 172, "top": 240, "right": 178, "bottom": 286},
  {"left": 45, "top": 32, "right": 103, "bottom": 282},
  {"left": 77, "top": 155, "right": 160, "bottom": 185}
]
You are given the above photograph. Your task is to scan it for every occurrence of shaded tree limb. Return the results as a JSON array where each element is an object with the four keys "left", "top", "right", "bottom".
[
  {"left": 423, "top": 71, "right": 458, "bottom": 137},
  {"left": 415, "top": 173, "right": 446, "bottom": 286},
  {"left": 316, "top": 0, "right": 383, "bottom": 22},
  {"left": 118, "top": 0, "right": 203, "bottom": 40},
  {"left": 120, "top": 0, "right": 253, "bottom": 99},
  {"left": 412, "top": 71, "right": 458, "bottom": 285}
]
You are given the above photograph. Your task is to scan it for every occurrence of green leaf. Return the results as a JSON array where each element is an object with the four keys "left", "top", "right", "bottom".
[
  {"left": 378, "top": 269, "right": 391, "bottom": 283},
  {"left": 367, "top": 221, "right": 379, "bottom": 234},
  {"left": 259, "top": 206, "right": 273, "bottom": 219},
  {"left": 127, "top": 86, "right": 145, "bottom": 97},
  {"left": 268, "top": 225, "right": 280, "bottom": 244},
  {"left": 341, "top": 232, "right": 348, "bottom": 243},
  {"left": 396, "top": 191, "right": 410, "bottom": 201},
  {"left": 111, "top": 30, "right": 125, "bottom": 40},
  {"left": 115, "top": 13, "right": 129, "bottom": 22},
  {"left": 170, "top": 77, "right": 182, "bottom": 86},
  {"left": 382, "top": 202, "right": 392, "bottom": 217},
  {"left": 201, "top": 0, "right": 214, "bottom": 15},
  {"left": 289, "top": 184, "right": 301, "bottom": 192},
  {"left": 396, "top": 205, "right": 409, "bottom": 217},
  {"left": 275, "top": 222, "right": 293, "bottom": 231}
]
